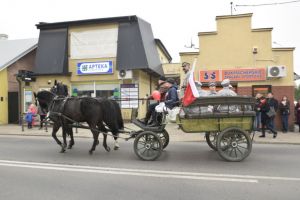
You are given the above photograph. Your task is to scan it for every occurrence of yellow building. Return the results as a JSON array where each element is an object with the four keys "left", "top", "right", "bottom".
[
  {"left": 180, "top": 13, "right": 295, "bottom": 130},
  {"left": 0, "top": 68, "right": 8, "bottom": 124},
  {"left": 0, "top": 37, "right": 37, "bottom": 124},
  {"left": 31, "top": 16, "right": 171, "bottom": 120}
]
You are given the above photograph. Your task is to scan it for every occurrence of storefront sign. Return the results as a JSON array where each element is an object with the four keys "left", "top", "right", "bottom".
[
  {"left": 222, "top": 68, "right": 266, "bottom": 81},
  {"left": 199, "top": 70, "right": 220, "bottom": 82},
  {"left": 77, "top": 61, "right": 113, "bottom": 75}
]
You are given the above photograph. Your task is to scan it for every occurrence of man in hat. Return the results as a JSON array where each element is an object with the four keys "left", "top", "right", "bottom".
[
  {"left": 217, "top": 79, "right": 238, "bottom": 113},
  {"left": 208, "top": 82, "right": 217, "bottom": 96},
  {"left": 180, "top": 62, "right": 191, "bottom": 97},
  {"left": 162, "top": 78, "right": 179, "bottom": 110},
  {"left": 217, "top": 79, "right": 237, "bottom": 96}
]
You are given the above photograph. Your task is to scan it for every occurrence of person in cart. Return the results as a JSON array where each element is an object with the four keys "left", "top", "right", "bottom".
[
  {"left": 139, "top": 76, "right": 167, "bottom": 126},
  {"left": 155, "top": 78, "right": 179, "bottom": 119},
  {"left": 208, "top": 82, "right": 217, "bottom": 96},
  {"left": 217, "top": 79, "right": 237, "bottom": 96}
]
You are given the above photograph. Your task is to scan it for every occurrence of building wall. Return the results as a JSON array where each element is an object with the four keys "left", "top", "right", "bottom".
[
  {"left": 156, "top": 46, "right": 169, "bottom": 64},
  {"left": 7, "top": 50, "right": 36, "bottom": 92},
  {"left": 0, "top": 68, "right": 8, "bottom": 124},
  {"left": 180, "top": 13, "right": 295, "bottom": 130}
]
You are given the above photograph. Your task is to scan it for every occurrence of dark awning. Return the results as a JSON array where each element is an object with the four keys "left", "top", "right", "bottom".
[
  {"left": 117, "top": 18, "right": 164, "bottom": 76},
  {"left": 33, "top": 28, "right": 68, "bottom": 75},
  {"left": 294, "top": 72, "right": 300, "bottom": 81}
]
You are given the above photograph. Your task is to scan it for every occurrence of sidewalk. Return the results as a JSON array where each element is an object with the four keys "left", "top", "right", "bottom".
[{"left": 0, "top": 123, "right": 300, "bottom": 145}]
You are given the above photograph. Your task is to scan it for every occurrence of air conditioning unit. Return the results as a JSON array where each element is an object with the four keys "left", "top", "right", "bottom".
[
  {"left": 117, "top": 70, "right": 133, "bottom": 79},
  {"left": 267, "top": 66, "right": 287, "bottom": 78}
]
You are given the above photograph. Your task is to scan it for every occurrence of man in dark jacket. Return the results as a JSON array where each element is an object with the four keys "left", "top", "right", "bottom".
[
  {"left": 259, "top": 96, "right": 278, "bottom": 138},
  {"left": 164, "top": 78, "right": 179, "bottom": 110},
  {"left": 267, "top": 92, "right": 278, "bottom": 130}
]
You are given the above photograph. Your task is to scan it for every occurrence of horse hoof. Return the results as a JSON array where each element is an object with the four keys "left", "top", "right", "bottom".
[
  {"left": 67, "top": 146, "right": 72, "bottom": 149},
  {"left": 114, "top": 146, "right": 119, "bottom": 150},
  {"left": 105, "top": 146, "right": 111, "bottom": 152},
  {"left": 89, "top": 150, "right": 93, "bottom": 155},
  {"left": 60, "top": 149, "right": 66, "bottom": 153}
]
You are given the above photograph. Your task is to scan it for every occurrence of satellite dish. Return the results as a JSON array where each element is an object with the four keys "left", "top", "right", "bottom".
[
  {"left": 119, "top": 70, "right": 126, "bottom": 78},
  {"left": 270, "top": 67, "right": 280, "bottom": 77}
]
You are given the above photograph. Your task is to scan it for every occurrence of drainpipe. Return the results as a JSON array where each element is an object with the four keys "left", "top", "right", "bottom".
[{"left": 16, "top": 76, "right": 24, "bottom": 131}]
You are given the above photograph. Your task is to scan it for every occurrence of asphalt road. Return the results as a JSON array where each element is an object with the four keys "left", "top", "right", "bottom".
[{"left": 0, "top": 135, "right": 299, "bottom": 200}]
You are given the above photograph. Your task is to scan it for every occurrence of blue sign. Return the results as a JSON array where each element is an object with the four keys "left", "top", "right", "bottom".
[{"left": 77, "top": 61, "right": 113, "bottom": 75}]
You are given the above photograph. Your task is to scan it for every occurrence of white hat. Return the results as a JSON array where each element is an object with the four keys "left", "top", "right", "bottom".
[{"left": 221, "top": 79, "right": 230, "bottom": 86}]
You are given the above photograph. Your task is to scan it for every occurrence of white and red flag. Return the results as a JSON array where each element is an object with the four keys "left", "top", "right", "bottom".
[{"left": 182, "top": 58, "right": 200, "bottom": 106}]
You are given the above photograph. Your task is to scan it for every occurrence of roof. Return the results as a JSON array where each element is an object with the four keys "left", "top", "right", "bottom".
[
  {"left": 216, "top": 13, "right": 253, "bottom": 20},
  {"left": 155, "top": 39, "right": 172, "bottom": 62},
  {"left": 0, "top": 38, "right": 38, "bottom": 72},
  {"left": 36, "top": 15, "right": 139, "bottom": 30},
  {"left": 35, "top": 15, "right": 165, "bottom": 76},
  {"left": 295, "top": 72, "right": 300, "bottom": 81}
]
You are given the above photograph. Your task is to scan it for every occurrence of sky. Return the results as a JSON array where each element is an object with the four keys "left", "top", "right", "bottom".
[{"left": 1, "top": 0, "right": 300, "bottom": 81}]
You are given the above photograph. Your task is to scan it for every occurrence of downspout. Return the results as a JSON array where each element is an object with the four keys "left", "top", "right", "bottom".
[{"left": 16, "top": 76, "right": 23, "bottom": 131}]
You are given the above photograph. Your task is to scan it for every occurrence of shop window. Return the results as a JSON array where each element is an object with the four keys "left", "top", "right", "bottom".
[
  {"left": 72, "top": 83, "right": 119, "bottom": 99},
  {"left": 24, "top": 90, "right": 33, "bottom": 113},
  {"left": 252, "top": 85, "right": 271, "bottom": 97}
]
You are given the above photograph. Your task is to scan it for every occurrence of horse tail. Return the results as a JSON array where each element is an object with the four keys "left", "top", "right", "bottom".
[
  {"left": 111, "top": 100, "right": 124, "bottom": 130},
  {"left": 99, "top": 99, "right": 120, "bottom": 136}
]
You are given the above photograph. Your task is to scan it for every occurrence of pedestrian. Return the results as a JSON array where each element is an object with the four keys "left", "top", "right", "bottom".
[
  {"left": 25, "top": 109, "right": 33, "bottom": 129},
  {"left": 28, "top": 103, "right": 37, "bottom": 126},
  {"left": 295, "top": 99, "right": 300, "bottom": 132},
  {"left": 38, "top": 105, "right": 47, "bottom": 130},
  {"left": 266, "top": 92, "right": 278, "bottom": 130},
  {"left": 278, "top": 96, "right": 290, "bottom": 133},
  {"left": 254, "top": 93, "right": 263, "bottom": 131},
  {"left": 259, "top": 96, "right": 278, "bottom": 138}
]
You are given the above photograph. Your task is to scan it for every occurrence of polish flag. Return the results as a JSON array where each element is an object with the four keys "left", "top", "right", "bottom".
[{"left": 182, "top": 59, "right": 200, "bottom": 106}]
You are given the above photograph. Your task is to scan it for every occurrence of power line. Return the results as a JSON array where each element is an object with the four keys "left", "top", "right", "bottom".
[{"left": 236, "top": 0, "right": 300, "bottom": 7}]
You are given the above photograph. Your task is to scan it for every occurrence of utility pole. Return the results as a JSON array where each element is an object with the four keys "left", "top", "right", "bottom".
[{"left": 231, "top": 2, "right": 233, "bottom": 15}]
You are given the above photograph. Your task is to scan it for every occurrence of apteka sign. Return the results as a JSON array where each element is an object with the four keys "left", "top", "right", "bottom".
[{"left": 77, "top": 61, "right": 113, "bottom": 75}]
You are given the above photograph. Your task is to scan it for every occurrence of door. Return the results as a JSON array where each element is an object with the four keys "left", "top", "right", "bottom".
[{"left": 8, "top": 92, "right": 19, "bottom": 124}]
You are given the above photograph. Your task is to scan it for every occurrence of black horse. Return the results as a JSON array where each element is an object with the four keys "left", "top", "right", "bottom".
[{"left": 35, "top": 90, "right": 123, "bottom": 154}]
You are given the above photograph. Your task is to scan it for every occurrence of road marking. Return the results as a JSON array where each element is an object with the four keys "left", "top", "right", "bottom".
[
  {"left": 1, "top": 159, "right": 299, "bottom": 183},
  {"left": 1, "top": 159, "right": 300, "bottom": 183},
  {"left": 0, "top": 159, "right": 257, "bottom": 183}
]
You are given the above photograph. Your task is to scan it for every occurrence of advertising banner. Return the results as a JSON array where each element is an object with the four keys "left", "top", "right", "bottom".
[
  {"left": 222, "top": 68, "right": 266, "bottom": 81},
  {"left": 77, "top": 61, "right": 113, "bottom": 75},
  {"left": 199, "top": 70, "right": 221, "bottom": 82}
]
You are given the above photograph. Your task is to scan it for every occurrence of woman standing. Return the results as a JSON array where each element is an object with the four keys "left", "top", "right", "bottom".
[
  {"left": 295, "top": 99, "right": 300, "bottom": 132},
  {"left": 279, "top": 96, "right": 290, "bottom": 133}
]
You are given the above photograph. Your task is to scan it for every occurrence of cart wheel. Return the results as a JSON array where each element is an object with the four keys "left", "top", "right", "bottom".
[
  {"left": 216, "top": 127, "right": 252, "bottom": 162},
  {"left": 157, "top": 129, "right": 169, "bottom": 149},
  {"left": 205, "top": 132, "right": 218, "bottom": 151},
  {"left": 134, "top": 131, "right": 163, "bottom": 161}
]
